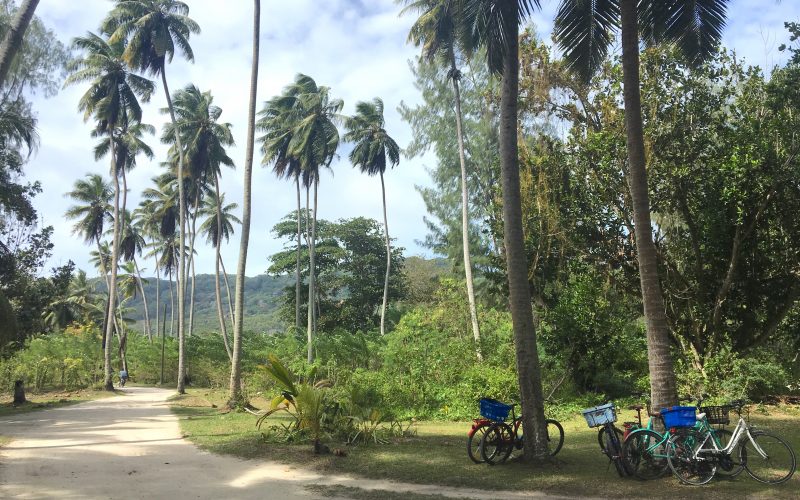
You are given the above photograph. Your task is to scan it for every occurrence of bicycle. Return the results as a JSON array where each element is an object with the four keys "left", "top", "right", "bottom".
[
  {"left": 582, "top": 402, "right": 632, "bottom": 477},
  {"left": 667, "top": 400, "right": 797, "bottom": 485},
  {"left": 478, "top": 399, "right": 564, "bottom": 465}
]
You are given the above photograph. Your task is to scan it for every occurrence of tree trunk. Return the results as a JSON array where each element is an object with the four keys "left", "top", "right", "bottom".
[
  {"left": 450, "top": 52, "right": 482, "bottom": 361},
  {"left": 620, "top": 0, "right": 678, "bottom": 411},
  {"left": 169, "top": 270, "right": 174, "bottom": 338},
  {"left": 188, "top": 195, "right": 200, "bottom": 337},
  {"left": 13, "top": 380, "right": 26, "bottom": 404},
  {"left": 102, "top": 139, "right": 121, "bottom": 392},
  {"left": 307, "top": 178, "right": 318, "bottom": 363},
  {"left": 133, "top": 258, "right": 152, "bottom": 341},
  {"left": 162, "top": 68, "right": 188, "bottom": 394},
  {"left": 229, "top": 0, "right": 260, "bottom": 407},
  {"left": 295, "top": 176, "right": 302, "bottom": 331},
  {"left": 498, "top": 5, "right": 548, "bottom": 460},
  {"left": 379, "top": 172, "right": 390, "bottom": 336},
  {"left": 0, "top": 0, "right": 39, "bottom": 88},
  {"left": 219, "top": 256, "right": 234, "bottom": 326},
  {"left": 154, "top": 257, "right": 160, "bottom": 340},
  {"left": 213, "top": 174, "right": 232, "bottom": 360}
]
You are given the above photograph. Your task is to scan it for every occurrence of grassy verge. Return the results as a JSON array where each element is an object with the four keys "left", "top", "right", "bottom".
[{"left": 172, "top": 389, "right": 800, "bottom": 499}]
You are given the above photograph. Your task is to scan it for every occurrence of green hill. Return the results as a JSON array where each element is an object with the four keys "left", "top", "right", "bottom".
[{"left": 118, "top": 274, "right": 293, "bottom": 335}]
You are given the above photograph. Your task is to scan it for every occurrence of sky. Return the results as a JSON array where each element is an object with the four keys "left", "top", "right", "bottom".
[{"left": 22, "top": 0, "right": 798, "bottom": 278}]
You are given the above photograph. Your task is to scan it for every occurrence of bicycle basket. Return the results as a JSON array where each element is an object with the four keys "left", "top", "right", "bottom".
[
  {"left": 698, "top": 405, "right": 730, "bottom": 425},
  {"left": 661, "top": 406, "right": 697, "bottom": 428},
  {"left": 581, "top": 403, "right": 616, "bottom": 428},
  {"left": 479, "top": 398, "right": 512, "bottom": 422}
]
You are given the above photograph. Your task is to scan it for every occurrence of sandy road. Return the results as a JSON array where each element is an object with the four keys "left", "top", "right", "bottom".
[{"left": 0, "top": 387, "right": 567, "bottom": 499}]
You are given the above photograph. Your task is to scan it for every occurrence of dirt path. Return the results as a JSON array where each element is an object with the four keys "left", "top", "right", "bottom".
[{"left": 0, "top": 387, "right": 576, "bottom": 499}]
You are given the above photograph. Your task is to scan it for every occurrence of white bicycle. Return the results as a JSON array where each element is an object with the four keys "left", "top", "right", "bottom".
[{"left": 667, "top": 400, "right": 796, "bottom": 485}]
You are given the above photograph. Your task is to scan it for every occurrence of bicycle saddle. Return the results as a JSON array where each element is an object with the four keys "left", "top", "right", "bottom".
[{"left": 627, "top": 404, "right": 645, "bottom": 411}]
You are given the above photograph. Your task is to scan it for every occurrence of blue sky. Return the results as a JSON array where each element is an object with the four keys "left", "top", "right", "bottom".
[{"left": 24, "top": 0, "right": 799, "bottom": 278}]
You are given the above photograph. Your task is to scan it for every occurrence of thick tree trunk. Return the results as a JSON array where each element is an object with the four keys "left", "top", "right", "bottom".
[
  {"left": 450, "top": 53, "right": 482, "bottom": 361},
  {"left": 162, "top": 68, "right": 188, "bottom": 394},
  {"left": 307, "top": 178, "right": 318, "bottom": 363},
  {"left": 229, "top": 0, "right": 259, "bottom": 406},
  {"left": 498, "top": 6, "right": 548, "bottom": 460},
  {"left": 213, "top": 174, "right": 232, "bottom": 360},
  {"left": 102, "top": 139, "right": 121, "bottom": 391},
  {"left": 620, "top": 0, "right": 678, "bottom": 411},
  {"left": 379, "top": 172, "right": 390, "bottom": 336},
  {"left": 295, "top": 176, "right": 302, "bottom": 331},
  {"left": 0, "top": 0, "right": 39, "bottom": 88},
  {"left": 168, "top": 271, "right": 174, "bottom": 338},
  {"left": 13, "top": 379, "right": 26, "bottom": 405}
]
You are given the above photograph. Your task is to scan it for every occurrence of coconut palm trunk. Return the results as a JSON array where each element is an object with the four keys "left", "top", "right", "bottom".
[
  {"left": 161, "top": 68, "right": 188, "bottom": 394},
  {"left": 497, "top": 3, "right": 548, "bottom": 459},
  {"left": 102, "top": 140, "right": 121, "bottom": 391},
  {"left": 619, "top": 0, "right": 677, "bottom": 410},
  {"left": 0, "top": 0, "right": 39, "bottom": 87},
  {"left": 229, "top": 0, "right": 260, "bottom": 406},
  {"left": 154, "top": 256, "right": 160, "bottom": 339},
  {"left": 133, "top": 258, "right": 152, "bottom": 341},
  {"left": 219, "top": 256, "right": 234, "bottom": 325},
  {"left": 168, "top": 270, "right": 175, "bottom": 338},
  {"left": 295, "top": 176, "right": 302, "bottom": 331},
  {"left": 307, "top": 177, "right": 318, "bottom": 363},
  {"left": 187, "top": 195, "right": 201, "bottom": 337},
  {"left": 213, "top": 174, "right": 232, "bottom": 360},
  {"left": 379, "top": 172, "right": 391, "bottom": 336},
  {"left": 450, "top": 51, "right": 482, "bottom": 360}
]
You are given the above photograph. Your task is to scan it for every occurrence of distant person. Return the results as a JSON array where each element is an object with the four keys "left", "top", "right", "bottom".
[{"left": 119, "top": 369, "right": 128, "bottom": 387}]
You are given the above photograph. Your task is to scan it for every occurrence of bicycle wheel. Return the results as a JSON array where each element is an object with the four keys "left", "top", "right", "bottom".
[
  {"left": 598, "top": 425, "right": 623, "bottom": 452},
  {"left": 667, "top": 428, "right": 716, "bottom": 485},
  {"left": 546, "top": 419, "right": 565, "bottom": 456},
  {"left": 712, "top": 428, "right": 744, "bottom": 478},
  {"left": 741, "top": 431, "right": 797, "bottom": 484},
  {"left": 480, "top": 422, "right": 514, "bottom": 465},
  {"left": 602, "top": 425, "right": 630, "bottom": 477},
  {"left": 623, "top": 429, "right": 669, "bottom": 480},
  {"left": 466, "top": 420, "right": 491, "bottom": 464}
]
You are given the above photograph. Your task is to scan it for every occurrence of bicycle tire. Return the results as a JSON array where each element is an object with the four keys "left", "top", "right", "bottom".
[
  {"left": 598, "top": 425, "right": 624, "bottom": 452},
  {"left": 623, "top": 429, "right": 669, "bottom": 480},
  {"left": 546, "top": 419, "right": 565, "bottom": 457},
  {"left": 480, "top": 422, "right": 514, "bottom": 465},
  {"left": 741, "top": 431, "right": 797, "bottom": 484},
  {"left": 466, "top": 420, "right": 491, "bottom": 464},
  {"left": 602, "top": 425, "right": 630, "bottom": 477},
  {"left": 712, "top": 428, "right": 744, "bottom": 478},
  {"left": 667, "top": 427, "right": 716, "bottom": 485}
]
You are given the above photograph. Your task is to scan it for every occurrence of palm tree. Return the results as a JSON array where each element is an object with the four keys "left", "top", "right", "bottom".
[
  {"left": 463, "top": 0, "right": 549, "bottom": 460},
  {"left": 64, "top": 174, "right": 113, "bottom": 260},
  {"left": 199, "top": 191, "right": 240, "bottom": 359},
  {"left": 553, "top": 0, "right": 730, "bottom": 411},
  {"left": 229, "top": 0, "right": 260, "bottom": 406},
  {"left": 343, "top": 98, "right": 400, "bottom": 336},
  {"left": 289, "top": 74, "right": 342, "bottom": 363},
  {"left": 103, "top": 0, "right": 200, "bottom": 394},
  {"left": 161, "top": 84, "right": 235, "bottom": 338},
  {"left": 258, "top": 91, "right": 304, "bottom": 332},
  {"left": 0, "top": 0, "right": 40, "bottom": 87},
  {"left": 66, "top": 30, "right": 154, "bottom": 390},
  {"left": 400, "top": 0, "right": 483, "bottom": 360}
]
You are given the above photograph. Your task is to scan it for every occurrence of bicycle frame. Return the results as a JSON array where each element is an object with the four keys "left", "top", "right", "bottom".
[{"left": 690, "top": 415, "right": 768, "bottom": 460}]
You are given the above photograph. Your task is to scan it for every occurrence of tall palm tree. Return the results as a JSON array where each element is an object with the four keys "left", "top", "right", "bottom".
[
  {"left": 229, "top": 0, "right": 260, "bottom": 406},
  {"left": 400, "top": 0, "right": 483, "bottom": 360},
  {"left": 553, "top": 0, "right": 730, "bottom": 411},
  {"left": 66, "top": 30, "right": 154, "bottom": 390},
  {"left": 258, "top": 91, "right": 304, "bottom": 332},
  {"left": 290, "top": 74, "right": 342, "bottom": 363},
  {"left": 103, "top": 0, "right": 200, "bottom": 394},
  {"left": 344, "top": 98, "right": 400, "bottom": 336},
  {"left": 463, "top": 0, "right": 549, "bottom": 460},
  {"left": 199, "top": 191, "right": 240, "bottom": 360},
  {"left": 0, "top": 0, "right": 40, "bottom": 87},
  {"left": 64, "top": 174, "right": 113, "bottom": 259},
  {"left": 161, "top": 84, "right": 234, "bottom": 338}
]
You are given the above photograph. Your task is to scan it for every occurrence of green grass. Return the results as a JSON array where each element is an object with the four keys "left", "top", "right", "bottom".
[
  {"left": 0, "top": 387, "right": 113, "bottom": 418},
  {"left": 172, "top": 389, "right": 800, "bottom": 499}
]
